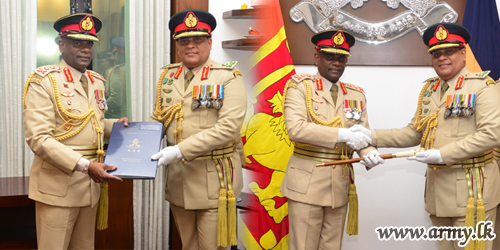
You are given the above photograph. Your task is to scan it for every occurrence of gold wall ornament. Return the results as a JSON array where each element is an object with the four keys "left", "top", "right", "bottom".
[
  {"left": 81, "top": 17, "right": 93, "bottom": 31},
  {"left": 185, "top": 13, "right": 198, "bottom": 28},
  {"left": 289, "top": 0, "right": 458, "bottom": 44}
]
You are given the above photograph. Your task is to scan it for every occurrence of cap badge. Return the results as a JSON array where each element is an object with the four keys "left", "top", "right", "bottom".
[
  {"left": 81, "top": 16, "right": 94, "bottom": 31},
  {"left": 435, "top": 26, "right": 448, "bottom": 41},
  {"left": 333, "top": 32, "right": 345, "bottom": 46},
  {"left": 185, "top": 12, "right": 198, "bottom": 28}
]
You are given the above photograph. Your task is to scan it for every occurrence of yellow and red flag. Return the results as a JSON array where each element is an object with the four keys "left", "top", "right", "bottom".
[{"left": 240, "top": 0, "right": 295, "bottom": 249}]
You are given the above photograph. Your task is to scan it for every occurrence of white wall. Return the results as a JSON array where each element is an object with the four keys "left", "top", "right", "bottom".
[{"left": 209, "top": 1, "right": 500, "bottom": 250}]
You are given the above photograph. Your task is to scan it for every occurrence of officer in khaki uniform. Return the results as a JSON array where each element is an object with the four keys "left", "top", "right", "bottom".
[
  {"left": 23, "top": 14, "right": 126, "bottom": 250},
  {"left": 280, "top": 29, "right": 384, "bottom": 250},
  {"left": 149, "top": 10, "right": 247, "bottom": 250},
  {"left": 364, "top": 23, "right": 500, "bottom": 250}
]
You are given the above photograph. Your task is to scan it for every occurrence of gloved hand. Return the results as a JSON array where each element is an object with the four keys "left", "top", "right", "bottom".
[
  {"left": 407, "top": 149, "right": 444, "bottom": 164},
  {"left": 360, "top": 150, "right": 385, "bottom": 170},
  {"left": 338, "top": 128, "right": 372, "bottom": 150},
  {"left": 151, "top": 145, "right": 183, "bottom": 167},
  {"left": 349, "top": 124, "right": 372, "bottom": 139}
]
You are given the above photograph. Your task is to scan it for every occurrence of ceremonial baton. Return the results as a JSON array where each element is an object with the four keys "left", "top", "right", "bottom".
[{"left": 316, "top": 149, "right": 422, "bottom": 167}]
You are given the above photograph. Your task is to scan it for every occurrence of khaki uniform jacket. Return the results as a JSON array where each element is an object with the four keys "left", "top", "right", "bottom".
[
  {"left": 281, "top": 73, "right": 375, "bottom": 208},
  {"left": 374, "top": 67, "right": 500, "bottom": 217},
  {"left": 23, "top": 60, "right": 115, "bottom": 208},
  {"left": 150, "top": 58, "right": 247, "bottom": 210}
]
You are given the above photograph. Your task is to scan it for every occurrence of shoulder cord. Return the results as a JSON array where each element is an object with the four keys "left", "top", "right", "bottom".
[
  {"left": 414, "top": 81, "right": 438, "bottom": 149},
  {"left": 23, "top": 73, "right": 105, "bottom": 162},
  {"left": 153, "top": 68, "right": 184, "bottom": 144}
]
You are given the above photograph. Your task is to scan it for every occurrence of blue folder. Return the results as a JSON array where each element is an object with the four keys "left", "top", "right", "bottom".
[{"left": 105, "top": 122, "right": 164, "bottom": 179}]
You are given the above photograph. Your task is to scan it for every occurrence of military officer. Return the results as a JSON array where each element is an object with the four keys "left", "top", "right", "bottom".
[
  {"left": 280, "top": 29, "right": 384, "bottom": 250},
  {"left": 23, "top": 13, "right": 127, "bottom": 249},
  {"left": 355, "top": 23, "right": 500, "bottom": 250},
  {"left": 149, "top": 9, "right": 247, "bottom": 250},
  {"left": 105, "top": 37, "right": 127, "bottom": 119}
]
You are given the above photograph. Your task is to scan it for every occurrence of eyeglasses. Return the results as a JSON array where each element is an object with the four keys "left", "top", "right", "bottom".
[{"left": 178, "top": 36, "right": 208, "bottom": 46}]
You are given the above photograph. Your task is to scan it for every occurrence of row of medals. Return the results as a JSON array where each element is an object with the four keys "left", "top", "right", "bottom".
[
  {"left": 445, "top": 106, "right": 474, "bottom": 118},
  {"left": 345, "top": 108, "right": 364, "bottom": 121}
]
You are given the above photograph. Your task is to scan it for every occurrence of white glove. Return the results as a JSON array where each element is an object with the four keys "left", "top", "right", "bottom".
[
  {"left": 360, "top": 150, "right": 385, "bottom": 170},
  {"left": 151, "top": 145, "right": 183, "bottom": 167},
  {"left": 338, "top": 128, "right": 372, "bottom": 150},
  {"left": 407, "top": 149, "right": 445, "bottom": 164},
  {"left": 349, "top": 124, "right": 372, "bottom": 139}
]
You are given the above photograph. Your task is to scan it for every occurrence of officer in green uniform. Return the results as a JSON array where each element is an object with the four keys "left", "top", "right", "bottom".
[
  {"left": 149, "top": 9, "right": 247, "bottom": 250},
  {"left": 105, "top": 37, "right": 127, "bottom": 118}
]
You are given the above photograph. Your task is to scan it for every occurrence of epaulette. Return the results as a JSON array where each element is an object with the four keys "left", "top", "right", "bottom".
[
  {"left": 28, "top": 74, "right": 43, "bottom": 85},
  {"left": 34, "top": 65, "right": 59, "bottom": 77},
  {"left": 344, "top": 83, "right": 365, "bottom": 93},
  {"left": 465, "top": 71, "right": 490, "bottom": 79},
  {"left": 213, "top": 61, "right": 238, "bottom": 69},
  {"left": 161, "top": 62, "right": 182, "bottom": 69},
  {"left": 291, "top": 73, "right": 312, "bottom": 82},
  {"left": 88, "top": 70, "right": 106, "bottom": 82},
  {"left": 423, "top": 76, "right": 439, "bottom": 83}
]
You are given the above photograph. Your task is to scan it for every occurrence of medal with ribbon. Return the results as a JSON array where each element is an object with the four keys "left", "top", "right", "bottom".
[
  {"left": 95, "top": 89, "right": 108, "bottom": 111},
  {"left": 344, "top": 99, "right": 364, "bottom": 121},
  {"left": 445, "top": 94, "right": 475, "bottom": 118},
  {"left": 191, "top": 84, "right": 224, "bottom": 110}
]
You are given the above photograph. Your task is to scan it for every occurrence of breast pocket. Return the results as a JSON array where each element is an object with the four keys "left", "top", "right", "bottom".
[
  {"left": 445, "top": 117, "right": 470, "bottom": 137},
  {"left": 199, "top": 108, "right": 219, "bottom": 129}
]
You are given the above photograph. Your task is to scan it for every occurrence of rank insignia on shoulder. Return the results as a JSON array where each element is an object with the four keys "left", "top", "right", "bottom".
[
  {"left": 88, "top": 70, "right": 105, "bottom": 82},
  {"left": 28, "top": 74, "right": 43, "bottom": 85},
  {"left": 344, "top": 83, "right": 364, "bottom": 93},
  {"left": 35, "top": 66, "right": 58, "bottom": 77},
  {"left": 465, "top": 71, "right": 491, "bottom": 79},
  {"left": 234, "top": 70, "right": 242, "bottom": 77},
  {"left": 221, "top": 61, "right": 237, "bottom": 68},
  {"left": 161, "top": 63, "right": 182, "bottom": 69},
  {"left": 486, "top": 79, "right": 496, "bottom": 86},
  {"left": 291, "top": 73, "right": 312, "bottom": 82},
  {"left": 423, "top": 76, "right": 439, "bottom": 83}
]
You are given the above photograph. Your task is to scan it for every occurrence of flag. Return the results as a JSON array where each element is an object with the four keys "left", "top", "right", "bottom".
[
  {"left": 462, "top": 0, "right": 500, "bottom": 80},
  {"left": 240, "top": 0, "right": 295, "bottom": 249}
]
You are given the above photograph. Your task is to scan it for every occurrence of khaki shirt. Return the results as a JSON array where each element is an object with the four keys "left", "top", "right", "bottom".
[
  {"left": 23, "top": 60, "right": 115, "bottom": 207},
  {"left": 150, "top": 58, "right": 247, "bottom": 209},
  {"left": 281, "top": 72, "right": 375, "bottom": 208},
  {"left": 374, "top": 67, "right": 500, "bottom": 216}
]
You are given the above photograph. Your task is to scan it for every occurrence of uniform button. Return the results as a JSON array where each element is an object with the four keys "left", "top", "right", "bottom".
[
  {"left": 181, "top": 159, "right": 185, "bottom": 163},
  {"left": 93, "top": 141, "right": 96, "bottom": 145},
  {"left": 335, "top": 146, "right": 339, "bottom": 150},
  {"left": 68, "top": 107, "right": 72, "bottom": 111}
]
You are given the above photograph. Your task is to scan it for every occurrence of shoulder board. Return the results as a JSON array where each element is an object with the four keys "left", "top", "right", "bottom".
[
  {"left": 28, "top": 74, "right": 43, "bottom": 85},
  {"left": 465, "top": 70, "right": 491, "bottom": 79},
  {"left": 34, "top": 65, "right": 59, "bottom": 77},
  {"left": 291, "top": 73, "right": 312, "bottom": 82},
  {"left": 212, "top": 61, "right": 239, "bottom": 70},
  {"left": 344, "top": 83, "right": 365, "bottom": 93},
  {"left": 161, "top": 62, "right": 182, "bottom": 69},
  {"left": 88, "top": 70, "right": 106, "bottom": 82},
  {"left": 423, "top": 76, "right": 439, "bottom": 83}
]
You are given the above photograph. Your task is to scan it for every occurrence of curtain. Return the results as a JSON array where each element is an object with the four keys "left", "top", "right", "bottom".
[
  {"left": 126, "top": 0, "right": 171, "bottom": 249},
  {"left": 0, "top": 0, "right": 37, "bottom": 178}
]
